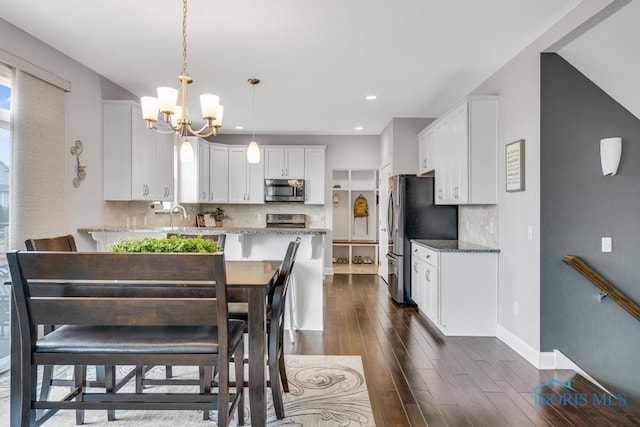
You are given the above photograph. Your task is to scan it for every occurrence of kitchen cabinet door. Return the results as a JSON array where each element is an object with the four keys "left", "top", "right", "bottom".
[
  {"left": 304, "top": 147, "right": 325, "bottom": 204},
  {"left": 423, "top": 262, "right": 439, "bottom": 323},
  {"left": 264, "top": 146, "right": 305, "bottom": 179},
  {"left": 411, "top": 255, "right": 426, "bottom": 308},
  {"left": 418, "top": 127, "right": 436, "bottom": 176},
  {"left": 130, "top": 107, "right": 155, "bottom": 200},
  {"left": 178, "top": 137, "right": 204, "bottom": 204},
  {"left": 431, "top": 96, "right": 497, "bottom": 205},
  {"left": 104, "top": 100, "right": 174, "bottom": 201},
  {"left": 208, "top": 143, "right": 228, "bottom": 203},
  {"left": 152, "top": 132, "right": 175, "bottom": 201},
  {"left": 228, "top": 146, "right": 265, "bottom": 204}
]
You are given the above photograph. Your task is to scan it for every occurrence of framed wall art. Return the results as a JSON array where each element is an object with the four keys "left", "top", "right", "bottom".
[{"left": 506, "top": 139, "right": 525, "bottom": 192}]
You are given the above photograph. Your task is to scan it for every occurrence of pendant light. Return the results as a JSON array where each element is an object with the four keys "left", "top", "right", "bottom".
[{"left": 247, "top": 78, "right": 261, "bottom": 164}]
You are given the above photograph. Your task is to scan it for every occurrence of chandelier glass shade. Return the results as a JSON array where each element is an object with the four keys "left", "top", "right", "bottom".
[{"left": 140, "top": 0, "right": 222, "bottom": 139}]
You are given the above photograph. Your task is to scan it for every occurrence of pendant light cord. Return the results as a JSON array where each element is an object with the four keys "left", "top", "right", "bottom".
[{"left": 252, "top": 82, "right": 255, "bottom": 140}]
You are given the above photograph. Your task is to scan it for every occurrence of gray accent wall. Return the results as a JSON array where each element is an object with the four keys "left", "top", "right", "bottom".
[{"left": 540, "top": 53, "right": 640, "bottom": 399}]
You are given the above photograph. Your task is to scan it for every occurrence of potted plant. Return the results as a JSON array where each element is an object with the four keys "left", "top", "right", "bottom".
[{"left": 209, "top": 207, "right": 226, "bottom": 227}]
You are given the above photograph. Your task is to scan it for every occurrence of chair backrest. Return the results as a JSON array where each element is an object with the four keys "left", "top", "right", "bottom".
[
  {"left": 7, "top": 251, "right": 230, "bottom": 357},
  {"left": 25, "top": 234, "right": 77, "bottom": 252},
  {"left": 269, "top": 238, "right": 301, "bottom": 327},
  {"left": 166, "top": 233, "right": 226, "bottom": 250}
]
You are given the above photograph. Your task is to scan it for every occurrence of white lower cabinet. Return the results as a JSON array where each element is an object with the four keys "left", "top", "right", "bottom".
[{"left": 411, "top": 241, "right": 497, "bottom": 336}]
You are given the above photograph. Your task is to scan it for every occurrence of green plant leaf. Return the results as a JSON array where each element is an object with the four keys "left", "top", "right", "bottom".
[{"left": 110, "top": 235, "right": 220, "bottom": 253}]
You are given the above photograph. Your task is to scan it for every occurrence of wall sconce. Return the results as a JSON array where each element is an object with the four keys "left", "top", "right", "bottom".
[
  {"left": 70, "top": 140, "right": 86, "bottom": 188},
  {"left": 600, "top": 137, "right": 622, "bottom": 176}
]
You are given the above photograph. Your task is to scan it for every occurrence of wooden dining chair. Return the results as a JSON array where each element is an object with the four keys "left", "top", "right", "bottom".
[
  {"left": 229, "top": 237, "right": 301, "bottom": 419},
  {"left": 25, "top": 233, "right": 77, "bottom": 252},
  {"left": 24, "top": 234, "right": 87, "bottom": 421}
]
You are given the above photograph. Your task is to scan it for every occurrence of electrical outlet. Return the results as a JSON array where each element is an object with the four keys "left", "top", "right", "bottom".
[
  {"left": 257, "top": 213, "right": 263, "bottom": 222},
  {"left": 513, "top": 302, "right": 518, "bottom": 316},
  {"left": 602, "top": 237, "right": 612, "bottom": 253},
  {"left": 527, "top": 226, "right": 533, "bottom": 240}
]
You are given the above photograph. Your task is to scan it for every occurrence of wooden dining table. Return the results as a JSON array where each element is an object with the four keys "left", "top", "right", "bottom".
[{"left": 9, "top": 259, "right": 280, "bottom": 426}]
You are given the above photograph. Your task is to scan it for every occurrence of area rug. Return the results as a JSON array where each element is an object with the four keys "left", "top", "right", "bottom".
[{"left": 0, "top": 355, "right": 375, "bottom": 426}]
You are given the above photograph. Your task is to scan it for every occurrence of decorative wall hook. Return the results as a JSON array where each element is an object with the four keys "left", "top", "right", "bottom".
[
  {"left": 597, "top": 292, "right": 608, "bottom": 302},
  {"left": 70, "top": 140, "right": 86, "bottom": 188}
]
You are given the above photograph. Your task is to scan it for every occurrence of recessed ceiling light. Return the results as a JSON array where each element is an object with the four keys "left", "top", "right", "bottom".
[
  {"left": 355, "top": 126, "right": 364, "bottom": 131},
  {"left": 365, "top": 95, "right": 377, "bottom": 100},
  {"left": 235, "top": 126, "right": 244, "bottom": 130}
]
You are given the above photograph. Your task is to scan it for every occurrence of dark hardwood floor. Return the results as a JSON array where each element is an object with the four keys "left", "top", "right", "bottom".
[{"left": 285, "top": 274, "right": 640, "bottom": 426}]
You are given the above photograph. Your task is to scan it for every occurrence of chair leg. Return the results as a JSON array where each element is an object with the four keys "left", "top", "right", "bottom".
[
  {"left": 278, "top": 348, "right": 289, "bottom": 393},
  {"left": 269, "top": 325, "right": 285, "bottom": 419},
  {"left": 22, "top": 361, "right": 36, "bottom": 426},
  {"left": 37, "top": 365, "right": 54, "bottom": 417},
  {"left": 165, "top": 365, "right": 173, "bottom": 378},
  {"left": 135, "top": 365, "right": 144, "bottom": 393},
  {"left": 218, "top": 360, "right": 229, "bottom": 427},
  {"left": 74, "top": 365, "right": 86, "bottom": 425},
  {"left": 105, "top": 365, "right": 116, "bottom": 421},
  {"left": 234, "top": 344, "right": 245, "bottom": 426},
  {"left": 200, "top": 366, "right": 212, "bottom": 421}
]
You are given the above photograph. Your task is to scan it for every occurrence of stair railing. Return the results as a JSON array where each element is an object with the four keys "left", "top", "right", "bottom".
[{"left": 563, "top": 255, "right": 640, "bottom": 321}]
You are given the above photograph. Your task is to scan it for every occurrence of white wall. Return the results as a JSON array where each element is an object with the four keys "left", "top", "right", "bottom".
[
  {"left": 0, "top": 18, "right": 137, "bottom": 251},
  {"left": 470, "top": 0, "right": 615, "bottom": 357}
]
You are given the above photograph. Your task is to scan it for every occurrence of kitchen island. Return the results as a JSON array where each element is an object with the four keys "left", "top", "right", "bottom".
[{"left": 79, "top": 226, "right": 327, "bottom": 331}]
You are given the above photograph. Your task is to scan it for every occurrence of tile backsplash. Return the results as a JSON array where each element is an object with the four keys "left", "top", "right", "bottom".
[
  {"left": 458, "top": 204, "right": 498, "bottom": 248},
  {"left": 103, "top": 201, "right": 326, "bottom": 229}
]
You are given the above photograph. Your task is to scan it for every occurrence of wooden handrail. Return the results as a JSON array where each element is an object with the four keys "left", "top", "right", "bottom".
[{"left": 563, "top": 255, "right": 640, "bottom": 321}]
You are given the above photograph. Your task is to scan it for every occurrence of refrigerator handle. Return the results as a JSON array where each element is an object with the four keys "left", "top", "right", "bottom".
[{"left": 386, "top": 253, "right": 396, "bottom": 262}]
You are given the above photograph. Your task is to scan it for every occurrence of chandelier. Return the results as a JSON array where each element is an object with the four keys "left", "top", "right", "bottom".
[{"left": 140, "top": 0, "right": 223, "bottom": 139}]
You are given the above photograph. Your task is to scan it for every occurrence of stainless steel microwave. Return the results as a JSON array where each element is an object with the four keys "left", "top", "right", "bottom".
[{"left": 264, "top": 179, "right": 305, "bottom": 202}]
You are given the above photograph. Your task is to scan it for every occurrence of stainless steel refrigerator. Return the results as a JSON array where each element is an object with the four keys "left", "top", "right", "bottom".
[{"left": 386, "top": 175, "right": 457, "bottom": 304}]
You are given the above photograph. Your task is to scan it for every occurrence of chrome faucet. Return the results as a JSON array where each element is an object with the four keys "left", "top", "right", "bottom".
[{"left": 169, "top": 205, "right": 187, "bottom": 228}]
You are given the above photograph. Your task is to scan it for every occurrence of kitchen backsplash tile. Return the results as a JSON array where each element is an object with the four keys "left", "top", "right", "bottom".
[
  {"left": 458, "top": 204, "right": 498, "bottom": 248},
  {"left": 103, "top": 201, "right": 326, "bottom": 228}
]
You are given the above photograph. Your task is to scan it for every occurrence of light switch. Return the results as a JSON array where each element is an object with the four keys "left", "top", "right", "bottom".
[{"left": 602, "top": 237, "right": 612, "bottom": 253}]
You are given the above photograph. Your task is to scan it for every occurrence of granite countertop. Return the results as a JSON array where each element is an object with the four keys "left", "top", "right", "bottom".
[
  {"left": 78, "top": 226, "right": 327, "bottom": 235},
  {"left": 411, "top": 239, "right": 500, "bottom": 253}
]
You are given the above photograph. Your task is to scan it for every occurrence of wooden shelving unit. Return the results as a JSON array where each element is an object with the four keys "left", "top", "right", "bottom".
[{"left": 332, "top": 169, "right": 379, "bottom": 274}]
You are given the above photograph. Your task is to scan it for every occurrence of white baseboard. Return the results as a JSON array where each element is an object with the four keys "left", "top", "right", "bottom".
[
  {"left": 496, "top": 325, "right": 542, "bottom": 368},
  {"left": 496, "top": 325, "right": 608, "bottom": 392}
]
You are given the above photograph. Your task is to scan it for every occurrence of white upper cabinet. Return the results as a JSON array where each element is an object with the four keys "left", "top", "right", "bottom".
[
  {"left": 427, "top": 96, "right": 498, "bottom": 205},
  {"left": 304, "top": 147, "right": 325, "bottom": 204},
  {"left": 178, "top": 138, "right": 228, "bottom": 204},
  {"left": 228, "top": 146, "right": 264, "bottom": 204},
  {"left": 417, "top": 126, "right": 437, "bottom": 175},
  {"left": 104, "top": 100, "right": 174, "bottom": 201},
  {"left": 264, "top": 146, "right": 305, "bottom": 179},
  {"left": 208, "top": 143, "right": 229, "bottom": 203}
]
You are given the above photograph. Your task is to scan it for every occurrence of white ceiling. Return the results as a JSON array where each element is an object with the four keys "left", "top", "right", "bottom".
[
  {"left": 559, "top": 0, "right": 640, "bottom": 121},
  {"left": 0, "top": 0, "right": 581, "bottom": 135}
]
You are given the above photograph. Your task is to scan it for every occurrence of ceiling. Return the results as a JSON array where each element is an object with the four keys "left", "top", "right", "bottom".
[
  {"left": 559, "top": 0, "right": 640, "bottom": 121},
  {"left": 0, "top": 0, "right": 582, "bottom": 136}
]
